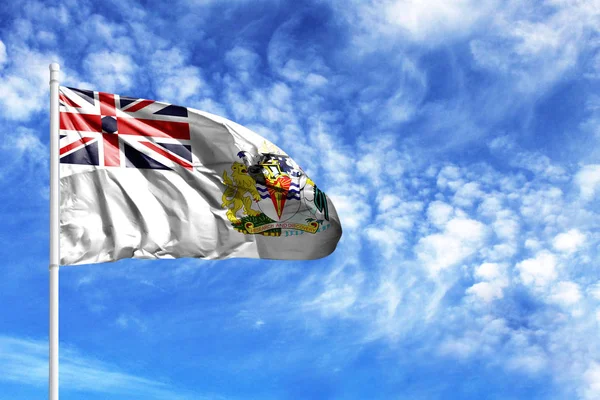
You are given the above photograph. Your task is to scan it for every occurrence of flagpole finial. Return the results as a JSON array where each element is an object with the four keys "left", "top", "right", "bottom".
[{"left": 49, "top": 63, "right": 60, "bottom": 84}]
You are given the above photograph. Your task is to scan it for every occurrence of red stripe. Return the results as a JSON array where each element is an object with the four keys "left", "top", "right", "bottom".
[
  {"left": 140, "top": 141, "right": 193, "bottom": 170},
  {"left": 117, "top": 118, "right": 190, "bottom": 139},
  {"left": 59, "top": 137, "right": 96, "bottom": 156},
  {"left": 102, "top": 134, "right": 120, "bottom": 167},
  {"left": 124, "top": 99, "right": 154, "bottom": 112},
  {"left": 59, "top": 93, "right": 80, "bottom": 108},
  {"left": 99, "top": 92, "right": 116, "bottom": 116},
  {"left": 60, "top": 112, "right": 102, "bottom": 132}
]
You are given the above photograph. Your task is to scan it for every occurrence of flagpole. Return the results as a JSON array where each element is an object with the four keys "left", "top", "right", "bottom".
[{"left": 49, "top": 62, "right": 60, "bottom": 400}]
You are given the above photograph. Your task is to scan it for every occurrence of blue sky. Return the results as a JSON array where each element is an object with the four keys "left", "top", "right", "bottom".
[{"left": 1, "top": 0, "right": 600, "bottom": 398}]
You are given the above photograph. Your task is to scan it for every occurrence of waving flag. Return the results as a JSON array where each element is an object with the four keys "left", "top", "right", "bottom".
[{"left": 59, "top": 87, "right": 342, "bottom": 264}]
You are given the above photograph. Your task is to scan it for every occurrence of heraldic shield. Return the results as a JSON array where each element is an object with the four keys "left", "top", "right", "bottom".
[{"left": 221, "top": 150, "right": 331, "bottom": 237}]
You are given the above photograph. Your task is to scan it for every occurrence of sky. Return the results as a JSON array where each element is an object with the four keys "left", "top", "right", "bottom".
[{"left": 1, "top": 0, "right": 600, "bottom": 399}]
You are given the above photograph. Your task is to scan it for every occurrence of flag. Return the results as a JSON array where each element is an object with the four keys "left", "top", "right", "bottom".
[{"left": 58, "top": 87, "right": 342, "bottom": 264}]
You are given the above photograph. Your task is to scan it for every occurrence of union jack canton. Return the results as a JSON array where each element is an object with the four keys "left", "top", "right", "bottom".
[{"left": 59, "top": 87, "right": 193, "bottom": 170}]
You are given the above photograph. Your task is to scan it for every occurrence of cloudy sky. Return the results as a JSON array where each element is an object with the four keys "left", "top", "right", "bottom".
[{"left": 1, "top": 0, "right": 600, "bottom": 398}]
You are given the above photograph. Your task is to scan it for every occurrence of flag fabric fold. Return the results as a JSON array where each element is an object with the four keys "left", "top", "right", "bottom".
[{"left": 58, "top": 87, "right": 342, "bottom": 264}]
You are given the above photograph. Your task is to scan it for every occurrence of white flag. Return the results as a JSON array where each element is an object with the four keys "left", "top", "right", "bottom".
[{"left": 58, "top": 87, "right": 342, "bottom": 264}]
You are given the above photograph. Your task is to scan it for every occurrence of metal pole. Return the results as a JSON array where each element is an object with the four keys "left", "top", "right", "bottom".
[{"left": 49, "top": 62, "right": 60, "bottom": 400}]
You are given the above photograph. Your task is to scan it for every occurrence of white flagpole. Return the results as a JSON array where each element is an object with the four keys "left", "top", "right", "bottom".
[{"left": 49, "top": 63, "right": 60, "bottom": 400}]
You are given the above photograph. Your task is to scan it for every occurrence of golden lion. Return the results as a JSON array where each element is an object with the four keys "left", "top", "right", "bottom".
[{"left": 221, "top": 162, "right": 262, "bottom": 223}]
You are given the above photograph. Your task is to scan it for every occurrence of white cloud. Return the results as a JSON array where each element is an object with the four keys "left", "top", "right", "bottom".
[
  {"left": 549, "top": 281, "right": 582, "bottom": 307},
  {"left": 520, "top": 187, "right": 564, "bottom": 224},
  {"left": 345, "top": 55, "right": 428, "bottom": 127},
  {"left": 0, "top": 128, "right": 48, "bottom": 188},
  {"left": 340, "top": 0, "right": 496, "bottom": 46},
  {"left": 483, "top": 243, "right": 518, "bottom": 262},
  {"left": 386, "top": 0, "right": 490, "bottom": 40},
  {"left": 474, "top": 262, "right": 503, "bottom": 281},
  {"left": 583, "top": 362, "right": 600, "bottom": 400},
  {"left": 269, "top": 82, "right": 292, "bottom": 106},
  {"left": 493, "top": 216, "right": 519, "bottom": 240},
  {"left": 376, "top": 58, "right": 427, "bottom": 125},
  {"left": 22, "top": 2, "right": 70, "bottom": 26},
  {"left": 378, "top": 193, "right": 400, "bottom": 212},
  {"left": 364, "top": 190, "right": 422, "bottom": 259},
  {"left": 477, "top": 195, "right": 503, "bottom": 217},
  {"left": 36, "top": 30, "right": 56, "bottom": 45},
  {"left": 427, "top": 200, "right": 453, "bottom": 228},
  {"left": 524, "top": 238, "right": 542, "bottom": 251},
  {"left": 85, "top": 14, "right": 134, "bottom": 52},
  {"left": 489, "top": 135, "right": 567, "bottom": 180},
  {"left": 0, "top": 335, "right": 196, "bottom": 399},
  {"left": 355, "top": 136, "right": 407, "bottom": 186},
  {"left": 193, "top": 98, "right": 228, "bottom": 119},
  {"left": 467, "top": 281, "right": 504, "bottom": 303},
  {"left": 439, "top": 317, "right": 509, "bottom": 359},
  {"left": 575, "top": 164, "right": 600, "bottom": 201},
  {"left": 447, "top": 217, "right": 486, "bottom": 240},
  {"left": 84, "top": 51, "right": 136, "bottom": 92},
  {"left": 439, "top": 336, "right": 478, "bottom": 359},
  {"left": 468, "top": 262, "right": 508, "bottom": 303},
  {"left": 0, "top": 46, "right": 61, "bottom": 120},
  {"left": 516, "top": 251, "right": 558, "bottom": 287},
  {"left": 588, "top": 283, "right": 600, "bottom": 300},
  {"left": 470, "top": 4, "right": 582, "bottom": 94},
  {"left": 225, "top": 46, "right": 260, "bottom": 83},
  {"left": 365, "top": 225, "right": 405, "bottom": 259},
  {"left": 512, "top": 21, "right": 562, "bottom": 56},
  {"left": 305, "top": 283, "right": 358, "bottom": 316},
  {"left": 506, "top": 346, "right": 548, "bottom": 375},
  {"left": 416, "top": 217, "right": 487, "bottom": 275},
  {"left": 452, "top": 182, "right": 484, "bottom": 208},
  {"left": 150, "top": 48, "right": 206, "bottom": 103},
  {"left": 436, "top": 165, "right": 463, "bottom": 191},
  {"left": 305, "top": 73, "right": 328, "bottom": 87},
  {"left": 267, "top": 16, "right": 329, "bottom": 83},
  {"left": 303, "top": 265, "right": 365, "bottom": 318},
  {"left": 328, "top": 190, "right": 371, "bottom": 232},
  {"left": 384, "top": 0, "right": 492, "bottom": 42},
  {"left": 3, "top": 128, "right": 46, "bottom": 161},
  {"left": 0, "top": 40, "right": 6, "bottom": 68},
  {"left": 553, "top": 229, "right": 586, "bottom": 254}
]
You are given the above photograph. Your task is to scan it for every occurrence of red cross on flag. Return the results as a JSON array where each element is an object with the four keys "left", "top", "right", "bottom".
[{"left": 59, "top": 87, "right": 193, "bottom": 170}]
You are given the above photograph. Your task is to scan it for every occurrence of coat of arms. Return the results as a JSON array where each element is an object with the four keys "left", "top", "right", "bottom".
[{"left": 221, "top": 149, "right": 330, "bottom": 237}]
